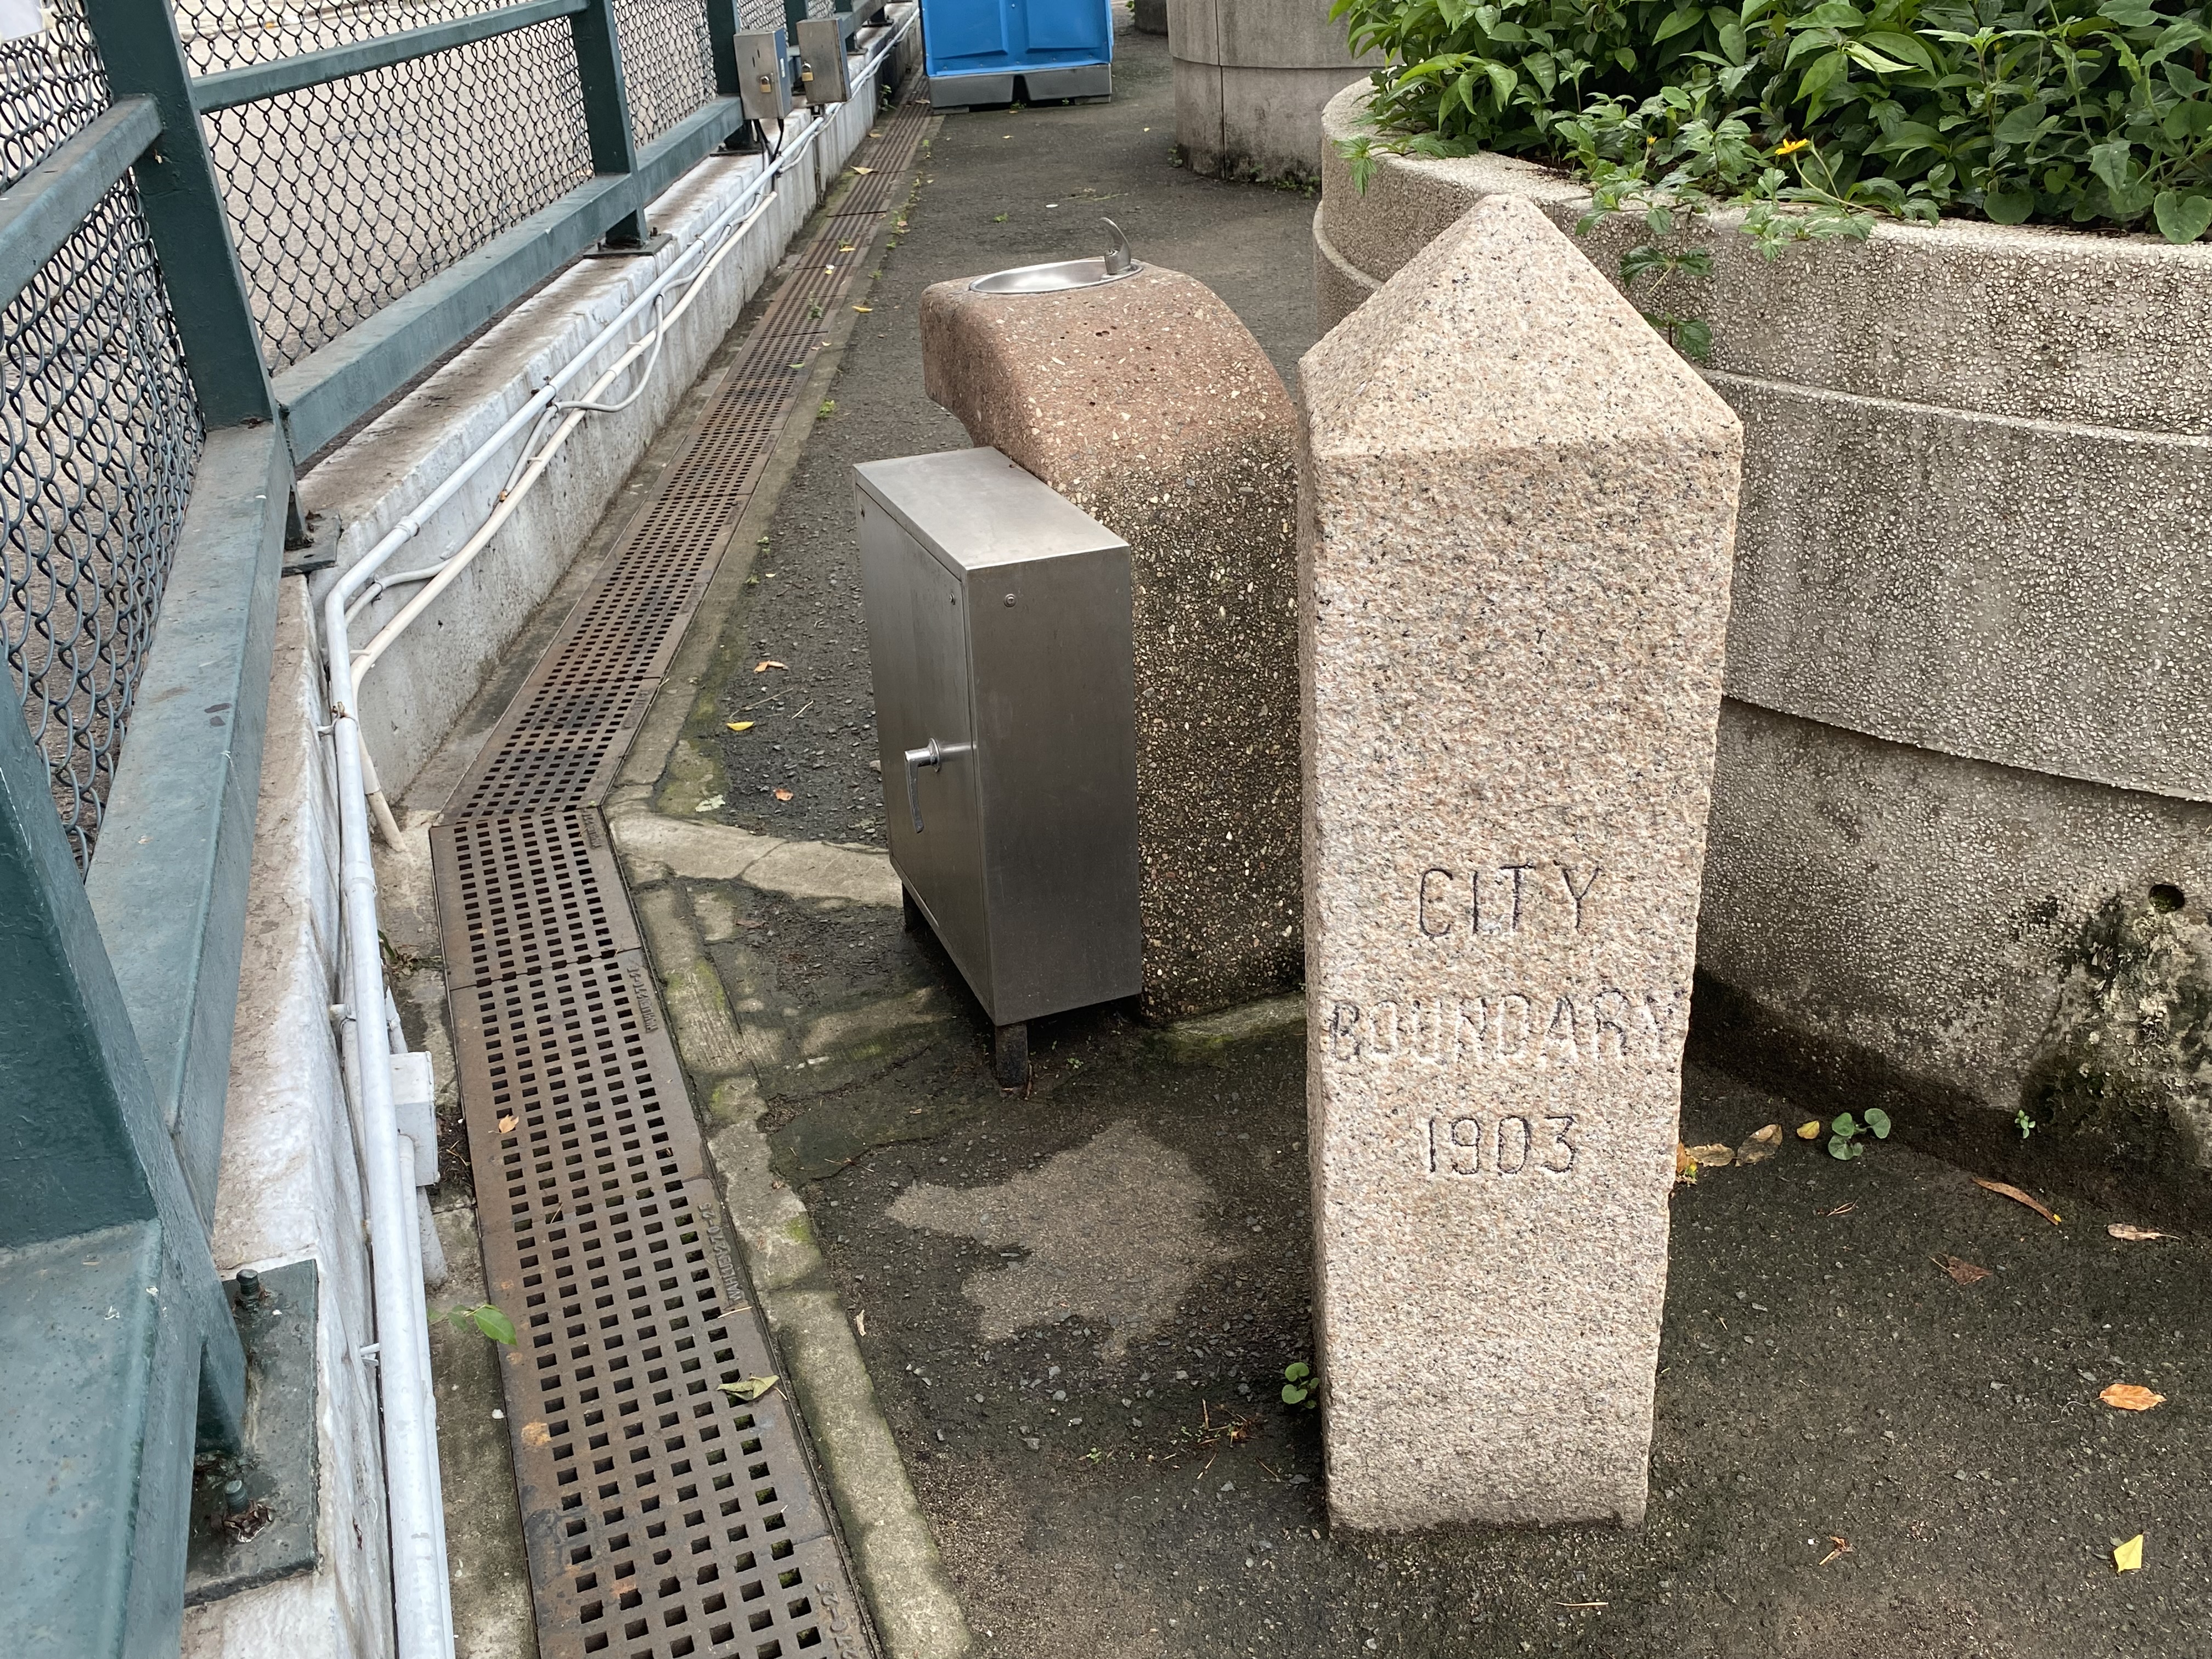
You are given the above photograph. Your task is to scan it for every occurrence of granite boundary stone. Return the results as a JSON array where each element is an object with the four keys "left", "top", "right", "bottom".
[
  {"left": 921, "top": 264, "right": 1302, "bottom": 1020},
  {"left": 1297, "top": 195, "right": 1742, "bottom": 1529}
]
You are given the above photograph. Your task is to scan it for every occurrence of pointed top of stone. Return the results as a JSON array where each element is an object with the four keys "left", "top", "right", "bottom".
[{"left": 1299, "top": 194, "right": 1738, "bottom": 458}]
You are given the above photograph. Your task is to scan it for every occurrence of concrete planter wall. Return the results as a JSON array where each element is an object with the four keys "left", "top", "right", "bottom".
[
  {"left": 1171, "top": 0, "right": 1374, "bottom": 181},
  {"left": 1316, "top": 81, "right": 2212, "bottom": 1212}
]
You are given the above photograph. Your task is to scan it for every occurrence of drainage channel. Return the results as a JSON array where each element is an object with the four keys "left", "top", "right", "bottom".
[{"left": 428, "top": 96, "right": 932, "bottom": 1659}]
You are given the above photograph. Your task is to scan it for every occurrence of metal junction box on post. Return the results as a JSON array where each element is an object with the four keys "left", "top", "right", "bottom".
[
  {"left": 733, "top": 27, "right": 793, "bottom": 123},
  {"left": 854, "top": 448, "right": 1140, "bottom": 1084}
]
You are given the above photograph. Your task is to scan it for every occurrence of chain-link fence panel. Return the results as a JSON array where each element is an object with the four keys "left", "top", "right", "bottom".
[
  {"left": 612, "top": 0, "right": 715, "bottom": 148},
  {"left": 181, "top": 3, "right": 596, "bottom": 370},
  {"left": 0, "top": 9, "right": 205, "bottom": 870}
]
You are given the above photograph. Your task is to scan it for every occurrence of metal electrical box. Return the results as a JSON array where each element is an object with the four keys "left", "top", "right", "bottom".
[
  {"left": 854, "top": 448, "right": 1141, "bottom": 1041},
  {"left": 733, "top": 27, "right": 793, "bottom": 122},
  {"left": 794, "top": 18, "right": 850, "bottom": 105}
]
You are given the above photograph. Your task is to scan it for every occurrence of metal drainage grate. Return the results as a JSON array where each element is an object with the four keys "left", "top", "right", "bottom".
[
  {"left": 444, "top": 681, "right": 663, "bottom": 823},
  {"left": 454, "top": 950, "right": 861, "bottom": 1659},
  {"left": 431, "top": 809, "right": 640, "bottom": 991},
  {"left": 433, "top": 94, "right": 936, "bottom": 1659}
]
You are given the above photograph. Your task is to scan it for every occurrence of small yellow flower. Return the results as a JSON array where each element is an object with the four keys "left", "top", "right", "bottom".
[{"left": 1774, "top": 137, "right": 1812, "bottom": 156}]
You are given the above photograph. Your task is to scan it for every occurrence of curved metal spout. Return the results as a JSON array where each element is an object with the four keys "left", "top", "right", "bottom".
[{"left": 1102, "top": 217, "right": 1132, "bottom": 276}]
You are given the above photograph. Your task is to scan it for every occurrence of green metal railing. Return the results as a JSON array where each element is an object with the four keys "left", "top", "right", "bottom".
[
  {"left": 0, "top": 0, "right": 867, "bottom": 1649},
  {"left": 1, "top": 9, "right": 275, "bottom": 1649}
]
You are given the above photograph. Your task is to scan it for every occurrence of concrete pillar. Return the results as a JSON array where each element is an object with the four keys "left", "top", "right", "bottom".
[
  {"left": 1297, "top": 196, "right": 1742, "bottom": 1528},
  {"left": 1170, "top": 0, "right": 1375, "bottom": 182}
]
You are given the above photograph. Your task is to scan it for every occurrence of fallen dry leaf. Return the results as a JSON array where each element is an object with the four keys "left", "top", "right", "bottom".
[
  {"left": 1686, "top": 1142, "right": 1734, "bottom": 1167},
  {"left": 725, "top": 720, "right": 754, "bottom": 732},
  {"left": 1674, "top": 1143, "right": 1698, "bottom": 1181},
  {"left": 753, "top": 659, "right": 788, "bottom": 673},
  {"left": 1736, "top": 1124, "right": 1785, "bottom": 1165},
  {"left": 850, "top": 165, "right": 874, "bottom": 174},
  {"left": 853, "top": 1309, "right": 867, "bottom": 1336},
  {"left": 719, "top": 1375, "right": 780, "bottom": 1402},
  {"left": 2101, "top": 1383, "right": 2166, "bottom": 1412},
  {"left": 1796, "top": 1120, "right": 1823, "bottom": 1141},
  {"left": 1973, "top": 1176, "right": 2061, "bottom": 1224},
  {"left": 1934, "top": 1255, "right": 1991, "bottom": 1285},
  {"left": 853, "top": 304, "right": 873, "bottom": 313},
  {"left": 1821, "top": 1202, "right": 1857, "bottom": 1218},
  {"left": 1818, "top": 1535, "right": 1853, "bottom": 1567},
  {"left": 2108, "top": 1223, "right": 2172, "bottom": 1242},
  {"left": 521, "top": 1421, "right": 551, "bottom": 1447},
  {"left": 773, "top": 788, "right": 793, "bottom": 801},
  {"left": 2114, "top": 1534, "right": 2143, "bottom": 1573},
  {"left": 496, "top": 1113, "right": 517, "bottom": 1133}
]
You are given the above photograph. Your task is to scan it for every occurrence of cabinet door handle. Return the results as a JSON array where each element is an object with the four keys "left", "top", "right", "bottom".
[{"left": 901, "top": 738, "right": 973, "bottom": 833}]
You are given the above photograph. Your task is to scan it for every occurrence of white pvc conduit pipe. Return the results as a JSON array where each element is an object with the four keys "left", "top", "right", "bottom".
[{"left": 317, "top": 16, "right": 917, "bottom": 1657}]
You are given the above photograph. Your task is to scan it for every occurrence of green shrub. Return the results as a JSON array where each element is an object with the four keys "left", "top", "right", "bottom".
[{"left": 1331, "top": 0, "right": 2212, "bottom": 242}]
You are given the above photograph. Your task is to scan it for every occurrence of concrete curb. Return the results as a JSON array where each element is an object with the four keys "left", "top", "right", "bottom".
[
  {"left": 609, "top": 794, "right": 901, "bottom": 905},
  {"left": 609, "top": 124, "right": 975, "bottom": 1659},
  {"left": 1154, "top": 992, "right": 1307, "bottom": 1062}
]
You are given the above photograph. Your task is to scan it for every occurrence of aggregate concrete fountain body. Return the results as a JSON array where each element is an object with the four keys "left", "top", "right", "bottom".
[{"left": 921, "top": 239, "right": 1306, "bottom": 1020}]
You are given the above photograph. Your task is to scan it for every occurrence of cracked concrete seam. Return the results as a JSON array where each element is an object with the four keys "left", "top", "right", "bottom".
[
  {"left": 622, "top": 819, "right": 974, "bottom": 1659},
  {"left": 608, "top": 782, "right": 902, "bottom": 906}
]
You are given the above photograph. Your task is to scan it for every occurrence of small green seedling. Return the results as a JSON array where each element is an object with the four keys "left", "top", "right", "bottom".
[
  {"left": 433, "top": 1302, "right": 517, "bottom": 1344},
  {"left": 1828, "top": 1108, "right": 1891, "bottom": 1161},
  {"left": 719, "top": 1375, "right": 780, "bottom": 1402},
  {"left": 1282, "top": 1361, "right": 1320, "bottom": 1409},
  {"left": 816, "top": 399, "right": 836, "bottom": 421},
  {"left": 2015, "top": 1108, "right": 2038, "bottom": 1140}
]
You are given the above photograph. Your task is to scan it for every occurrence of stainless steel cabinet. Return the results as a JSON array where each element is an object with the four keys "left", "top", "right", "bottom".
[{"left": 854, "top": 448, "right": 1141, "bottom": 1078}]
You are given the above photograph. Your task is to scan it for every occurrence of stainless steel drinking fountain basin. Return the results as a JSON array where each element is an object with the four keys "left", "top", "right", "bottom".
[{"left": 968, "top": 218, "right": 1142, "bottom": 294}]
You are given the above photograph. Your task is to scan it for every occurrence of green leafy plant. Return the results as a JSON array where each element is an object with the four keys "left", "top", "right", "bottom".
[
  {"left": 1282, "top": 1361, "right": 1322, "bottom": 1408},
  {"left": 1827, "top": 1106, "right": 1892, "bottom": 1159},
  {"left": 1621, "top": 228, "right": 1719, "bottom": 357},
  {"left": 2015, "top": 1107, "right": 2039, "bottom": 1138},
  {"left": 433, "top": 1302, "right": 517, "bottom": 1344},
  {"left": 1330, "top": 0, "right": 2212, "bottom": 242}
]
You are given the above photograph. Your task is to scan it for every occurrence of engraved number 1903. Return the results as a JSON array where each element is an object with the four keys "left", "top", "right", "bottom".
[{"left": 1427, "top": 1113, "right": 1578, "bottom": 1177}]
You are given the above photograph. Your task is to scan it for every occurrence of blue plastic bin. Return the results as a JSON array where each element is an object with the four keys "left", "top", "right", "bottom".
[{"left": 921, "top": 0, "right": 1113, "bottom": 106}]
